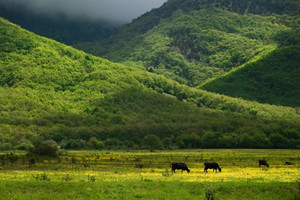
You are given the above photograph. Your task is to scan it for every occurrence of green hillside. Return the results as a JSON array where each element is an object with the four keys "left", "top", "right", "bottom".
[
  {"left": 75, "top": 0, "right": 300, "bottom": 88},
  {"left": 201, "top": 45, "right": 300, "bottom": 107},
  {"left": 0, "top": 18, "right": 299, "bottom": 150}
]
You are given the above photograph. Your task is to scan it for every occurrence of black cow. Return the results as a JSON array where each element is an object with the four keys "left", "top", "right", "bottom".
[
  {"left": 204, "top": 162, "right": 221, "bottom": 172},
  {"left": 259, "top": 160, "right": 269, "bottom": 167},
  {"left": 285, "top": 161, "right": 293, "bottom": 165},
  {"left": 171, "top": 163, "right": 190, "bottom": 173}
]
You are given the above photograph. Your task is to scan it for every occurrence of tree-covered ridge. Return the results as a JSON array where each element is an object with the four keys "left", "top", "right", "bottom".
[
  {"left": 75, "top": 0, "right": 299, "bottom": 87},
  {"left": 0, "top": 18, "right": 299, "bottom": 150},
  {"left": 161, "top": 0, "right": 300, "bottom": 16},
  {"left": 200, "top": 45, "right": 300, "bottom": 107}
]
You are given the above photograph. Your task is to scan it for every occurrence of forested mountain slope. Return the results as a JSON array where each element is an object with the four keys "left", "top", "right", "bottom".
[
  {"left": 0, "top": 18, "right": 299, "bottom": 150},
  {"left": 201, "top": 45, "right": 300, "bottom": 107},
  {"left": 75, "top": 0, "right": 300, "bottom": 87}
]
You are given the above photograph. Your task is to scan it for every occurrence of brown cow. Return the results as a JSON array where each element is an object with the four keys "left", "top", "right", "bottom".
[
  {"left": 259, "top": 160, "right": 269, "bottom": 167},
  {"left": 285, "top": 161, "right": 293, "bottom": 165}
]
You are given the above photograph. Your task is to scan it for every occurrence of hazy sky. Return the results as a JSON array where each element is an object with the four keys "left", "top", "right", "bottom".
[{"left": 0, "top": 0, "right": 168, "bottom": 23}]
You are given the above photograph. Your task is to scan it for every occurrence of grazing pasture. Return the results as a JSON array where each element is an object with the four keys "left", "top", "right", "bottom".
[{"left": 0, "top": 149, "right": 299, "bottom": 199}]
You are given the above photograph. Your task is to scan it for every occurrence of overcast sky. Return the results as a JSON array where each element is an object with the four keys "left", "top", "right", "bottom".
[{"left": 0, "top": 0, "right": 168, "bottom": 24}]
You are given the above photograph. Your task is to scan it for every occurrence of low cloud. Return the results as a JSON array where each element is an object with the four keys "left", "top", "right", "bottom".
[{"left": 0, "top": 0, "right": 167, "bottom": 24}]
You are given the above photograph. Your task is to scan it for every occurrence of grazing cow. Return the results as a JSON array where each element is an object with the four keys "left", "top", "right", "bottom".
[
  {"left": 285, "top": 161, "right": 293, "bottom": 165},
  {"left": 171, "top": 163, "right": 190, "bottom": 173},
  {"left": 259, "top": 160, "right": 269, "bottom": 167},
  {"left": 204, "top": 162, "right": 221, "bottom": 172}
]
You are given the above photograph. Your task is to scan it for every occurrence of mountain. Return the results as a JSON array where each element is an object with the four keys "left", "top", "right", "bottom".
[
  {"left": 0, "top": 18, "right": 299, "bottom": 150},
  {"left": 0, "top": 3, "right": 113, "bottom": 45},
  {"left": 3, "top": 0, "right": 299, "bottom": 108},
  {"left": 75, "top": 0, "right": 300, "bottom": 88},
  {"left": 201, "top": 45, "right": 300, "bottom": 107}
]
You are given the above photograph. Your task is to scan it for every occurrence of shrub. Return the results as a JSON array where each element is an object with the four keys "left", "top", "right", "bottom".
[
  {"left": 143, "top": 134, "right": 161, "bottom": 151},
  {"left": 32, "top": 173, "right": 50, "bottom": 181},
  {"left": 176, "top": 133, "right": 201, "bottom": 148},
  {"left": 14, "top": 139, "right": 34, "bottom": 150},
  {"left": 87, "top": 175, "right": 96, "bottom": 182},
  {"left": 62, "top": 174, "right": 72, "bottom": 182},
  {"left": 60, "top": 139, "right": 87, "bottom": 150},
  {"left": 269, "top": 133, "right": 289, "bottom": 148},
  {"left": 201, "top": 132, "right": 217, "bottom": 148},
  {"left": 29, "top": 141, "right": 58, "bottom": 157},
  {"left": 205, "top": 187, "right": 216, "bottom": 200},
  {"left": 253, "top": 132, "right": 271, "bottom": 148},
  {"left": 88, "top": 137, "right": 105, "bottom": 150}
]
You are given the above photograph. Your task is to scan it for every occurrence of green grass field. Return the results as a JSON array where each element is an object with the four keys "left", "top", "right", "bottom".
[{"left": 0, "top": 149, "right": 299, "bottom": 199}]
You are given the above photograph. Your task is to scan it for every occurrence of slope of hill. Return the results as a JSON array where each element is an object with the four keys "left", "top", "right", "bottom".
[
  {"left": 0, "top": 18, "right": 299, "bottom": 150},
  {"left": 201, "top": 45, "right": 300, "bottom": 107},
  {"left": 75, "top": 0, "right": 300, "bottom": 87}
]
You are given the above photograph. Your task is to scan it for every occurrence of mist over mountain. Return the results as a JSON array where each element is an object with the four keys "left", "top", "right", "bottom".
[
  {"left": 0, "top": 0, "right": 167, "bottom": 44},
  {"left": 0, "top": 0, "right": 167, "bottom": 24}
]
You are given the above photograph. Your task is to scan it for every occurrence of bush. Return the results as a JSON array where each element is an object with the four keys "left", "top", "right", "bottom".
[
  {"left": 0, "top": 143, "right": 12, "bottom": 151},
  {"left": 162, "top": 137, "right": 172, "bottom": 149},
  {"left": 176, "top": 133, "right": 201, "bottom": 148},
  {"left": 269, "top": 133, "right": 289, "bottom": 148},
  {"left": 60, "top": 139, "right": 86, "bottom": 150},
  {"left": 201, "top": 132, "right": 217, "bottom": 148},
  {"left": 14, "top": 139, "right": 34, "bottom": 150},
  {"left": 62, "top": 174, "right": 72, "bottom": 182},
  {"left": 32, "top": 173, "right": 50, "bottom": 181},
  {"left": 29, "top": 141, "right": 58, "bottom": 157},
  {"left": 143, "top": 134, "right": 161, "bottom": 151},
  {"left": 253, "top": 132, "right": 271, "bottom": 148},
  {"left": 239, "top": 133, "right": 254, "bottom": 148},
  {"left": 88, "top": 137, "right": 105, "bottom": 150},
  {"left": 87, "top": 175, "right": 96, "bottom": 182}
]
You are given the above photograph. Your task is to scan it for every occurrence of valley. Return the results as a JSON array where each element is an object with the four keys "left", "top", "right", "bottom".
[{"left": 0, "top": 0, "right": 299, "bottom": 198}]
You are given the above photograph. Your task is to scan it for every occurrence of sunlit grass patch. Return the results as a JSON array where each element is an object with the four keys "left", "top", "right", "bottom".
[
  {"left": 0, "top": 149, "right": 299, "bottom": 199},
  {"left": 0, "top": 149, "right": 298, "bottom": 183}
]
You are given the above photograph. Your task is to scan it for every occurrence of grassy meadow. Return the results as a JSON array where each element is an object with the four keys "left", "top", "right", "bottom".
[{"left": 0, "top": 149, "right": 299, "bottom": 199}]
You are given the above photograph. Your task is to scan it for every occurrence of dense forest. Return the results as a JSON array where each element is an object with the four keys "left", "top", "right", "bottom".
[
  {"left": 201, "top": 45, "right": 300, "bottom": 107},
  {"left": 76, "top": 0, "right": 300, "bottom": 89},
  {"left": 0, "top": 18, "right": 299, "bottom": 151},
  {"left": 2, "top": 0, "right": 299, "bottom": 107}
]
